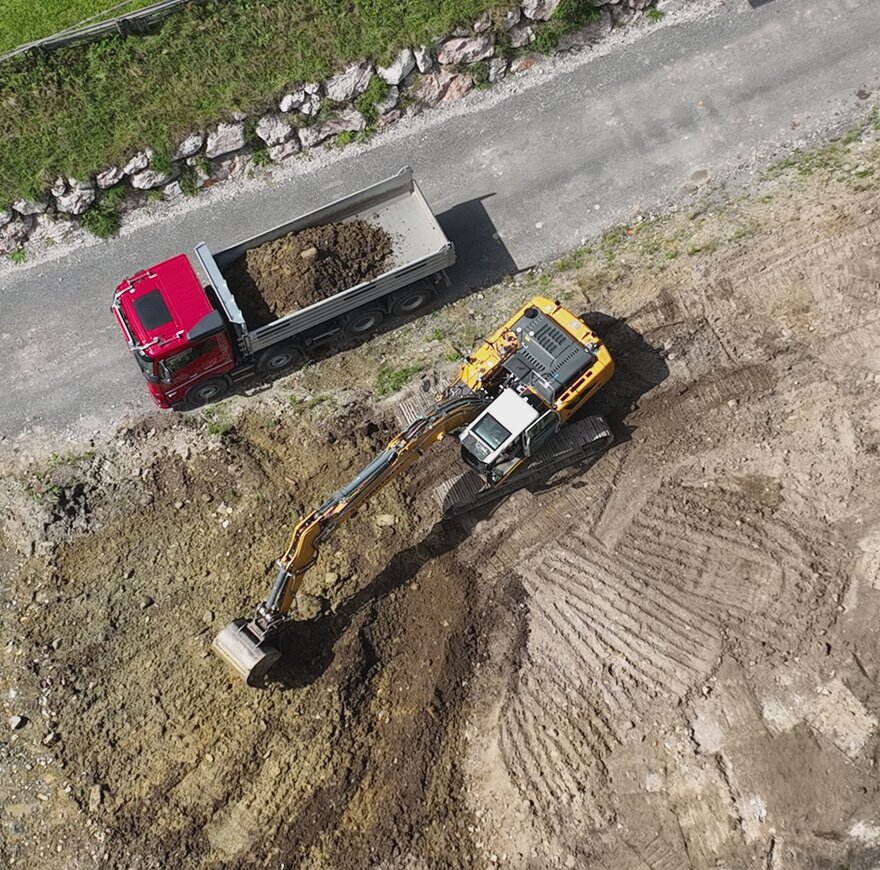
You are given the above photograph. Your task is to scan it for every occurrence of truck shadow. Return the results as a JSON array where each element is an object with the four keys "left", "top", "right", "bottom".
[
  {"left": 436, "top": 194, "right": 519, "bottom": 301},
  {"left": 267, "top": 311, "right": 668, "bottom": 689}
]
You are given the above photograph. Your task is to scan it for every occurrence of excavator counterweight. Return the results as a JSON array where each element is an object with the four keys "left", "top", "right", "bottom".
[{"left": 213, "top": 297, "right": 615, "bottom": 684}]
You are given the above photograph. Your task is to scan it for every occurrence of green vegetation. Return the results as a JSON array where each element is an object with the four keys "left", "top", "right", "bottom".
[
  {"left": 646, "top": 8, "right": 664, "bottom": 22},
  {"left": 0, "top": 0, "right": 509, "bottom": 204},
  {"left": 375, "top": 363, "right": 424, "bottom": 396},
  {"left": 533, "top": 0, "right": 601, "bottom": 54},
  {"left": 7, "top": 246, "right": 25, "bottom": 264},
  {"left": 356, "top": 74, "right": 390, "bottom": 127},
  {"left": 0, "top": 0, "right": 159, "bottom": 53}
]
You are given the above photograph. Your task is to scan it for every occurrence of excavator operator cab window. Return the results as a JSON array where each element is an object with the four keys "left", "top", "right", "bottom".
[{"left": 470, "top": 414, "right": 512, "bottom": 452}]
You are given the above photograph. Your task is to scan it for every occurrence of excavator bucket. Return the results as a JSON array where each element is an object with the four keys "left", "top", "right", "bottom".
[{"left": 211, "top": 618, "right": 281, "bottom": 686}]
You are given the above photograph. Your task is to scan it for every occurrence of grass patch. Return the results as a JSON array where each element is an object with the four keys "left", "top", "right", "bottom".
[
  {"left": 7, "top": 246, "right": 25, "bottom": 264},
  {"left": 375, "top": 363, "right": 424, "bottom": 397},
  {"left": 646, "top": 8, "right": 664, "bottom": 22},
  {"left": 0, "top": 0, "right": 160, "bottom": 53},
  {"left": 0, "top": 0, "right": 510, "bottom": 203},
  {"left": 533, "top": 0, "right": 601, "bottom": 54}
]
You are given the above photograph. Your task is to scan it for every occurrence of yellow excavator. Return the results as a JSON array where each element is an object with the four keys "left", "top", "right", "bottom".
[{"left": 213, "top": 296, "right": 615, "bottom": 684}]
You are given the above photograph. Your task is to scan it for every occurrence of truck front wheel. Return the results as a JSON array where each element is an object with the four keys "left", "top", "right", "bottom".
[
  {"left": 257, "top": 343, "right": 304, "bottom": 374},
  {"left": 186, "top": 377, "right": 229, "bottom": 406}
]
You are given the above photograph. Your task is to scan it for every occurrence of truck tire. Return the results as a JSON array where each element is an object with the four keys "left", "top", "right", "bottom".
[
  {"left": 257, "top": 342, "right": 304, "bottom": 374},
  {"left": 343, "top": 307, "right": 384, "bottom": 336},
  {"left": 186, "top": 377, "right": 229, "bottom": 406},
  {"left": 389, "top": 284, "right": 433, "bottom": 315}
]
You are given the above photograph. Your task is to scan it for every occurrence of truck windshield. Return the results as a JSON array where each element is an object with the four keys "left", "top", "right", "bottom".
[
  {"left": 471, "top": 414, "right": 511, "bottom": 451},
  {"left": 134, "top": 350, "right": 157, "bottom": 382},
  {"left": 158, "top": 341, "right": 213, "bottom": 382}
]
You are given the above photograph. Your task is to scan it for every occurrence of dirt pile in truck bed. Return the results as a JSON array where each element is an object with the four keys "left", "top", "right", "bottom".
[{"left": 226, "top": 220, "right": 394, "bottom": 327}]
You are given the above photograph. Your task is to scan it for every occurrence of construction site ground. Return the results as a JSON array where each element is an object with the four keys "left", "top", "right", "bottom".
[{"left": 2, "top": 120, "right": 880, "bottom": 869}]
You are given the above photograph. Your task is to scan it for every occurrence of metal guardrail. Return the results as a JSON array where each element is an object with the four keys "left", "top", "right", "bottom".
[{"left": 0, "top": 0, "right": 207, "bottom": 63}]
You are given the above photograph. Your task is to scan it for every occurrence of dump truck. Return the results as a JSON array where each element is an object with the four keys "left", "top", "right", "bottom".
[
  {"left": 213, "top": 295, "right": 615, "bottom": 685},
  {"left": 111, "top": 168, "right": 454, "bottom": 408}
]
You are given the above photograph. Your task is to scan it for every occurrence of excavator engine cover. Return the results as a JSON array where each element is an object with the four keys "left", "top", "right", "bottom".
[{"left": 211, "top": 618, "right": 281, "bottom": 686}]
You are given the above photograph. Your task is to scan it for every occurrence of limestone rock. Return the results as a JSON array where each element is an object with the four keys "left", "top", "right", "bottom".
[
  {"left": 205, "top": 123, "right": 246, "bottom": 158},
  {"left": 488, "top": 58, "right": 509, "bottom": 83},
  {"left": 416, "top": 70, "right": 474, "bottom": 108},
  {"left": 375, "top": 86, "right": 399, "bottom": 115},
  {"left": 50, "top": 177, "right": 67, "bottom": 197},
  {"left": 55, "top": 186, "right": 96, "bottom": 215},
  {"left": 414, "top": 45, "right": 433, "bottom": 73},
  {"left": 0, "top": 208, "right": 12, "bottom": 227},
  {"left": 12, "top": 199, "right": 47, "bottom": 216},
  {"left": 95, "top": 166, "right": 124, "bottom": 189},
  {"left": 172, "top": 132, "right": 205, "bottom": 160},
  {"left": 123, "top": 151, "right": 150, "bottom": 175},
  {"left": 436, "top": 34, "right": 494, "bottom": 66},
  {"left": 130, "top": 168, "right": 175, "bottom": 190},
  {"left": 67, "top": 177, "right": 94, "bottom": 191},
  {"left": 324, "top": 61, "right": 374, "bottom": 102},
  {"left": 30, "top": 214, "right": 74, "bottom": 246},
  {"left": 522, "top": 0, "right": 562, "bottom": 21},
  {"left": 0, "top": 218, "right": 30, "bottom": 254},
  {"left": 378, "top": 48, "right": 415, "bottom": 85},
  {"left": 267, "top": 138, "right": 302, "bottom": 162},
  {"left": 509, "top": 24, "right": 535, "bottom": 48},
  {"left": 256, "top": 113, "right": 293, "bottom": 147},
  {"left": 279, "top": 84, "right": 322, "bottom": 116},
  {"left": 556, "top": 8, "right": 613, "bottom": 51},
  {"left": 299, "top": 110, "right": 365, "bottom": 149},
  {"left": 502, "top": 8, "right": 522, "bottom": 30},
  {"left": 163, "top": 181, "right": 184, "bottom": 201},
  {"left": 473, "top": 12, "right": 493, "bottom": 33}
]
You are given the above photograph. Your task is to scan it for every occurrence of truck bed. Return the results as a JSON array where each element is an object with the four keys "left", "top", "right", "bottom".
[{"left": 193, "top": 168, "right": 454, "bottom": 355}]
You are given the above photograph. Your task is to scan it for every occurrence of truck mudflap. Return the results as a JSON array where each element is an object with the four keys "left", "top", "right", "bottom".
[{"left": 435, "top": 415, "right": 613, "bottom": 517}]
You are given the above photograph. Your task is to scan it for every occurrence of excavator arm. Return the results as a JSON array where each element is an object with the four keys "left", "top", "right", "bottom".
[{"left": 212, "top": 389, "right": 489, "bottom": 684}]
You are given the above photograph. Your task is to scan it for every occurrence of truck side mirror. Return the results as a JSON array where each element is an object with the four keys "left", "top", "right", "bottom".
[{"left": 187, "top": 309, "right": 225, "bottom": 342}]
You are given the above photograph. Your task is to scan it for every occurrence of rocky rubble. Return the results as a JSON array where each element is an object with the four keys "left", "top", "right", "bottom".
[{"left": 3, "top": 1, "right": 659, "bottom": 257}]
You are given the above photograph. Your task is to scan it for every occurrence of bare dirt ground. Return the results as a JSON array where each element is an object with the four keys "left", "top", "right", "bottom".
[
  {"left": 2, "top": 118, "right": 880, "bottom": 869},
  {"left": 226, "top": 219, "right": 393, "bottom": 327}
]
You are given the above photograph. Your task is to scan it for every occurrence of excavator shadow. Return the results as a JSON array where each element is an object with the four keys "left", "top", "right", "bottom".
[
  {"left": 267, "top": 518, "right": 475, "bottom": 691},
  {"left": 578, "top": 311, "right": 670, "bottom": 428}
]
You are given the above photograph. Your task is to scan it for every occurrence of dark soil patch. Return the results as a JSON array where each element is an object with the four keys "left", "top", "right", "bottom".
[{"left": 225, "top": 220, "right": 394, "bottom": 327}]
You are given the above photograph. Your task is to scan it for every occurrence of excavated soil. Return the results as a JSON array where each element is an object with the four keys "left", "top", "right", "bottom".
[
  {"left": 226, "top": 220, "right": 394, "bottom": 327},
  {"left": 3, "top": 137, "right": 880, "bottom": 870}
]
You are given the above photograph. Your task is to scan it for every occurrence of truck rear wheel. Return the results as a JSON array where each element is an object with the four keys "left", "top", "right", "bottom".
[
  {"left": 389, "top": 285, "right": 433, "bottom": 315},
  {"left": 186, "top": 377, "right": 229, "bottom": 406},
  {"left": 343, "top": 307, "right": 384, "bottom": 336},
  {"left": 257, "top": 343, "right": 304, "bottom": 374}
]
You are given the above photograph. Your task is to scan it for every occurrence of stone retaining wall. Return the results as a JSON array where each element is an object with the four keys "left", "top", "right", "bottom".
[{"left": 0, "top": 0, "right": 655, "bottom": 255}]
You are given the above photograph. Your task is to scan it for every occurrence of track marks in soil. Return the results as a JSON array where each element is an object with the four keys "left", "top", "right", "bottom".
[{"left": 496, "top": 477, "right": 838, "bottom": 832}]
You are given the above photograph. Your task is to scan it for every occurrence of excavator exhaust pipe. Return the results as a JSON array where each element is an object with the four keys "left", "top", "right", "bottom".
[{"left": 211, "top": 618, "right": 281, "bottom": 686}]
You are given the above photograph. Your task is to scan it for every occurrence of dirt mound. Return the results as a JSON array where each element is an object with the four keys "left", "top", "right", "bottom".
[{"left": 226, "top": 220, "right": 393, "bottom": 327}]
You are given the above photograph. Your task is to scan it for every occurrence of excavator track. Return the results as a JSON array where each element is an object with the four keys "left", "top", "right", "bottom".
[{"left": 435, "top": 415, "right": 613, "bottom": 518}]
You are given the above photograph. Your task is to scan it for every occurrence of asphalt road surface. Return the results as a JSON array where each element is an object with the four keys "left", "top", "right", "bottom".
[{"left": 1, "top": 0, "right": 877, "bottom": 441}]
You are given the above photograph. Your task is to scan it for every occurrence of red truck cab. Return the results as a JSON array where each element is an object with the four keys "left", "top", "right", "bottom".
[{"left": 112, "top": 255, "right": 235, "bottom": 407}]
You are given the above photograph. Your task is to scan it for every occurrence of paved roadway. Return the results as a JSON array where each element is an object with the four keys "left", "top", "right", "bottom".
[{"left": 1, "top": 0, "right": 877, "bottom": 440}]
